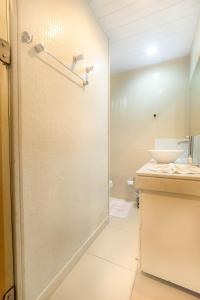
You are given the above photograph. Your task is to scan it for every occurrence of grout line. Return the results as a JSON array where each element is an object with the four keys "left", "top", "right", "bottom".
[
  {"left": 105, "top": 0, "right": 189, "bottom": 33},
  {"left": 86, "top": 251, "right": 138, "bottom": 273},
  {"left": 110, "top": 11, "right": 198, "bottom": 44},
  {"left": 109, "top": 225, "right": 139, "bottom": 235},
  {"left": 129, "top": 267, "right": 139, "bottom": 300},
  {"left": 98, "top": 0, "right": 138, "bottom": 19},
  {"left": 107, "top": 222, "right": 140, "bottom": 235}
]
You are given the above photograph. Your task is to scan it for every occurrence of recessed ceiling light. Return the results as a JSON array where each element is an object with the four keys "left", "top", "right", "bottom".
[
  {"left": 146, "top": 45, "right": 158, "bottom": 56},
  {"left": 153, "top": 72, "right": 160, "bottom": 78}
]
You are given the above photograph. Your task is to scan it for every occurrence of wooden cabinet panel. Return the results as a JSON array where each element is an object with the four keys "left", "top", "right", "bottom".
[
  {"left": 139, "top": 190, "right": 200, "bottom": 293},
  {"left": 0, "top": 0, "right": 14, "bottom": 299}
]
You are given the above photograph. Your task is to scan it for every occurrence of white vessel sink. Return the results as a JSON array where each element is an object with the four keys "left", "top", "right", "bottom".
[{"left": 149, "top": 149, "right": 184, "bottom": 163}]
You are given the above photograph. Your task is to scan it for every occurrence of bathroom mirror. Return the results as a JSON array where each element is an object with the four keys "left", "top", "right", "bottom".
[{"left": 189, "top": 58, "right": 200, "bottom": 136}]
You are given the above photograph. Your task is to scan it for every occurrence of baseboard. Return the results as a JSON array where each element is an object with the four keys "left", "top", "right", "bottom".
[{"left": 36, "top": 216, "right": 109, "bottom": 300}]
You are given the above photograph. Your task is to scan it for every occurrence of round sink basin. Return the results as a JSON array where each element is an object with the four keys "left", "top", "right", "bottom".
[{"left": 149, "top": 150, "right": 184, "bottom": 163}]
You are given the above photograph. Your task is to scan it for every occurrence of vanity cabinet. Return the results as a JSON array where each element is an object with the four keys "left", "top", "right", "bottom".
[{"left": 136, "top": 165, "right": 200, "bottom": 294}]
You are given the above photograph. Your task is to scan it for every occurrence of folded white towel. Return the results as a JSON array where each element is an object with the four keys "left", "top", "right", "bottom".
[{"left": 147, "top": 163, "right": 200, "bottom": 175}]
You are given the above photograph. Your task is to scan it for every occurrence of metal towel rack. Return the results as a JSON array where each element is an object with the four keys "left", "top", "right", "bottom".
[{"left": 21, "top": 31, "right": 94, "bottom": 88}]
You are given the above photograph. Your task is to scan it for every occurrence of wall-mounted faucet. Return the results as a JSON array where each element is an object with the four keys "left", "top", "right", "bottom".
[
  {"left": 178, "top": 136, "right": 193, "bottom": 164},
  {"left": 177, "top": 138, "right": 190, "bottom": 145}
]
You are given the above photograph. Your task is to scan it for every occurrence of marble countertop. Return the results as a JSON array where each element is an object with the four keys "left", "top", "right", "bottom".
[{"left": 136, "top": 163, "right": 200, "bottom": 181}]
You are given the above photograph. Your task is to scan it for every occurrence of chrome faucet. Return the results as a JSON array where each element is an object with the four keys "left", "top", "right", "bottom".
[
  {"left": 178, "top": 136, "right": 193, "bottom": 163},
  {"left": 177, "top": 139, "right": 189, "bottom": 144}
]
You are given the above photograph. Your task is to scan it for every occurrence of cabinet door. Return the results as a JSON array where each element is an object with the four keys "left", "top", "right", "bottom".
[
  {"left": 140, "top": 191, "right": 200, "bottom": 293},
  {"left": 0, "top": 0, "right": 14, "bottom": 299}
]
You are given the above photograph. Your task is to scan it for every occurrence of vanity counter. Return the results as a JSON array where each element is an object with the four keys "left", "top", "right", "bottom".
[
  {"left": 137, "top": 162, "right": 200, "bottom": 180},
  {"left": 136, "top": 163, "right": 200, "bottom": 197},
  {"left": 136, "top": 163, "right": 200, "bottom": 294}
]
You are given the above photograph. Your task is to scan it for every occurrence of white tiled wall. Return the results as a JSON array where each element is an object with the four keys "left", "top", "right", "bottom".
[
  {"left": 110, "top": 57, "right": 188, "bottom": 199},
  {"left": 16, "top": 1, "right": 109, "bottom": 299}
]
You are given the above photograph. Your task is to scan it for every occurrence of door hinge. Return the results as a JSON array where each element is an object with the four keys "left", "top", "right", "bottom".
[
  {"left": 0, "top": 38, "right": 10, "bottom": 65},
  {"left": 3, "top": 287, "right": 15, "bottom": 300}
]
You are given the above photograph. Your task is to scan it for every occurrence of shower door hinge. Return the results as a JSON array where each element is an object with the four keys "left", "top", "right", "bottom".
[
  {"left": 0, "top": 38, "right": 11, "bottom": 65},
  {"left": 3, "top": 287, "right": 15, "bottom": 300}
]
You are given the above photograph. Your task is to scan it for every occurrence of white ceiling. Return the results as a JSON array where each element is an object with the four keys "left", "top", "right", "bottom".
[{"left": 89, "top": 0, "right": 200, "bottom": 73}]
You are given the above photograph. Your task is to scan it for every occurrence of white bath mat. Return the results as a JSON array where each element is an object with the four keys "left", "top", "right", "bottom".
[{"left": 109, "top": 198, "right": 133, "bottom": 218}]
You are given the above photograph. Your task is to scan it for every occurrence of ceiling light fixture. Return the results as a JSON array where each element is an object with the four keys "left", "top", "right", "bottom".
[
  {"left": 153, "top": 72, "right": 160, "bottom": 78},
  {"left": 146, "top": 45, "right": 158, "bottom": 56}
]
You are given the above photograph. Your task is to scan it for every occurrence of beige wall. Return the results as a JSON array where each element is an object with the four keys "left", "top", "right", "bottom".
[
  {"left": 110, "top": 57, "right": 189, "bottom": 200},
  {"left": 13, "top": 1, "right": 109, "bottom": 299}
]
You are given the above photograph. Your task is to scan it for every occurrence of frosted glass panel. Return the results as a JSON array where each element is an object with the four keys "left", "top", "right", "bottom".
[{"left": 189, "top": 59, "right": 200, "bottom": 136}]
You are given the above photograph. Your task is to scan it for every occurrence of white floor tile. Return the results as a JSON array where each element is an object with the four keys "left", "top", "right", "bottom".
[
  {"left": 87, "top": 225, "right": 139, "bottom": 271},
  {"left": 50, "top": 254, "right": 135, "bottom": 300},
  {"left": 109, "top": 205, "right": 139, "bottom": 234},
  {"left": 131, "top": 271, "right": 200, "bottom": 300}
]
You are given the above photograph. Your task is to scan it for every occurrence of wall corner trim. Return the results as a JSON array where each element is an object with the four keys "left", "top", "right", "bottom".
[{"left": 36, "top": 216, "right": 109, "bottom": 300}]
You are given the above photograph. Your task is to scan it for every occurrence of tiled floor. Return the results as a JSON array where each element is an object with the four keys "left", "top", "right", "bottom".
[
  {"left": 88, "top": 226, "right": 138, "bottom": 271},
  {"left": 50, "top": 198, "right": 200, "bottom": 300},
  {"left": 50, "top": 198, "right": 139, "bottom": 300},
  {"left": 50, "top": 254, "right": 135, "bottom": 300},
  {"left": 131, "top": 272, "right": 200, "bottom": 300}
]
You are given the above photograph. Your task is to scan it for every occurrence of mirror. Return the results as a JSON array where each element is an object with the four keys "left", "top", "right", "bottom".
[{"left": 189, "top": 58, "right": 200, "bottom": 136}]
